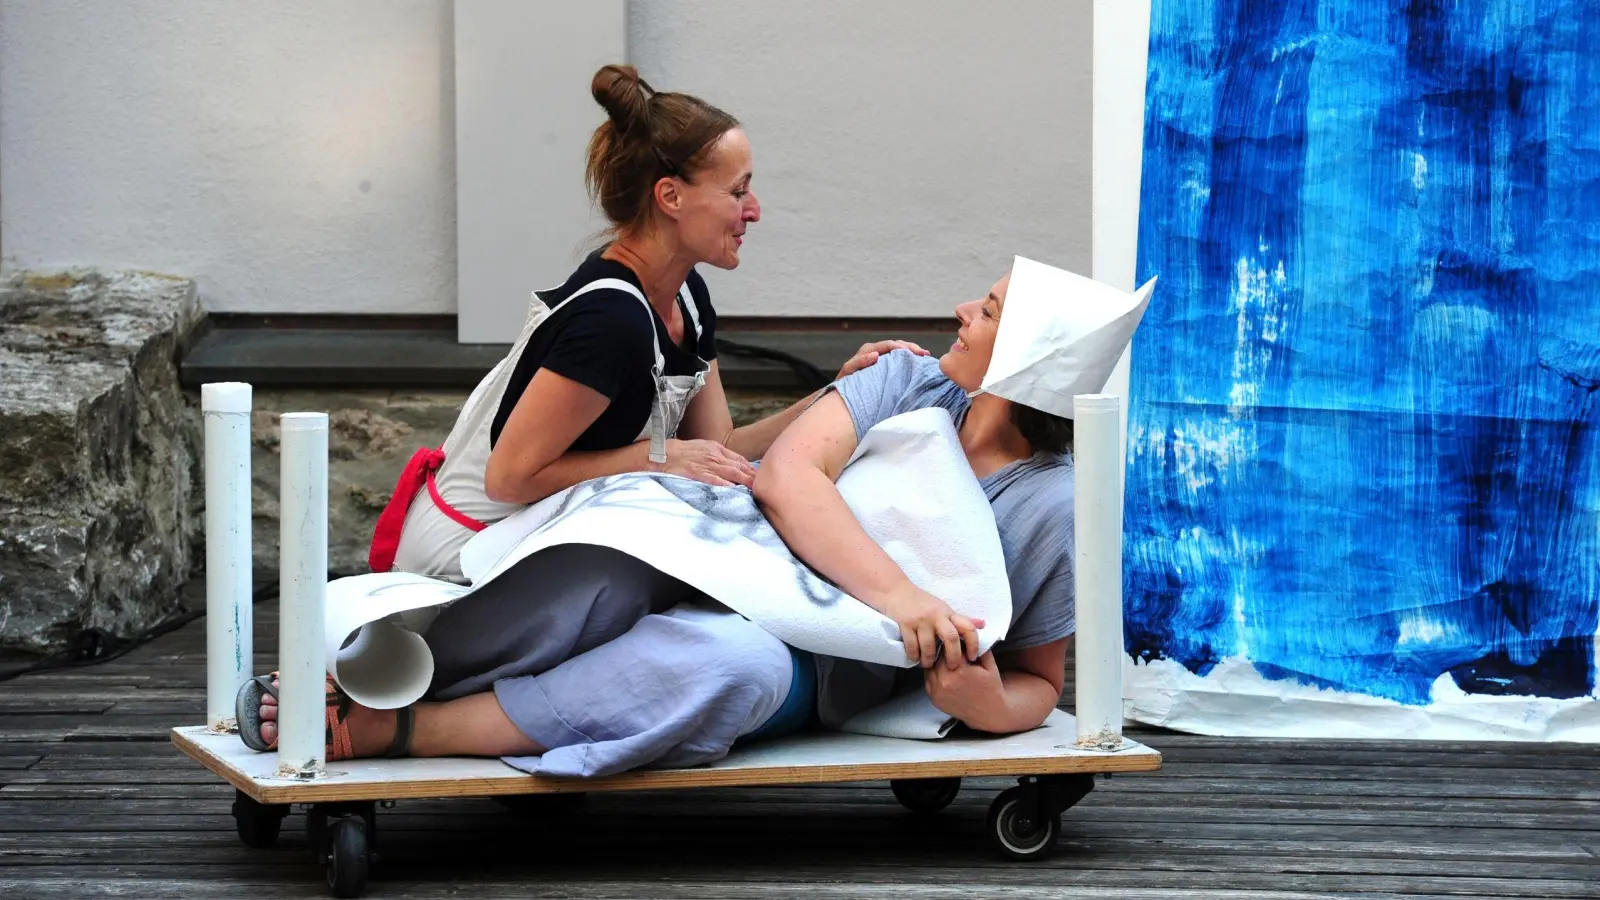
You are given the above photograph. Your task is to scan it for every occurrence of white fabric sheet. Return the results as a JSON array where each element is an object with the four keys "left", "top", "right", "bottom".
[{"left": 323, "top": 408, "right": 1013, "bottom": 738}]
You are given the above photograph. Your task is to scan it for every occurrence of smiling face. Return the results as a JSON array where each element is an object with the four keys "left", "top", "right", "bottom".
[
  {"left": 939, "top": 273, "right": 1010, "bottom": 392},
  {"left": 658, "top": 127, "right": 761, "bottom": 270}
]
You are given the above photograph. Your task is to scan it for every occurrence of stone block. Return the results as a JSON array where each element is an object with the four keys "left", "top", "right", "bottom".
[{"left": 0, "top": 270, "right": 203, "bottom": 655}]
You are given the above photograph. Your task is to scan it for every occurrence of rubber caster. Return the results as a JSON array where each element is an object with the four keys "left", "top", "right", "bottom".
[
  {"left": 987, "top": 786, "right": 1060, "bottom": 860},
  {"left": 231, "top": 790, "right": 289, "bottom": 848},
  {"left": 890, "top": 777, "right": 962, "bottom": 815},
  {"left": 325, "top": 817, "right": 369, "bottom": 898},
  {"left": 308, "top": 802, "right": 376, "bottom": 898}
]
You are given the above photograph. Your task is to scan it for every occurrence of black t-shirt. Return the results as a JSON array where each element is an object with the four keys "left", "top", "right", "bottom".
[{"left": 489, "top": 251, "right": 718, "bottom": 452}]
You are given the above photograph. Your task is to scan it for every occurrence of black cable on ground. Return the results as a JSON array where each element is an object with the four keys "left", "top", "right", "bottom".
[{"left": 0, "top": 582, "right": 282, "bottom": 685}]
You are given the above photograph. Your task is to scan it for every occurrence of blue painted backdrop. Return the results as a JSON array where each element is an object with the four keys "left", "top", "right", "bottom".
[{"left": 1127, "top": 0, "right": 1600, "bottom": 705}]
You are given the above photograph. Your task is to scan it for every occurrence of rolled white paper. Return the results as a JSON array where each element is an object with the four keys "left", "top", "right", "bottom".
[
  {"left": 1073, "top": 394, "right": 1127, "bottom": 750},
  {"left": 202, "top": 382, "right": 253, "bottom": 732},
  {"left": 277, "top": 412, "right": 329, "bottom": 778}
]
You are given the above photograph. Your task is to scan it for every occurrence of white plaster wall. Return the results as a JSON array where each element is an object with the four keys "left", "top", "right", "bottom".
[
  {"left": 630, "top": 0, "right": 1093, "bottom": 318},
  {"left": 455, "top": 1, "right": 625, "bottom": 343},
  {"left": 0, "top": 1, "right": 1092, "bottom": 319},
  {"left": 0, "top": 0, "right": 456, "bottom": 314}
]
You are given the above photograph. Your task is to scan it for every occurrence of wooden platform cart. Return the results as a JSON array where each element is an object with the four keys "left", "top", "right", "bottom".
[
  {"left": 179, "top": 388, "right": 1158, "bottom": 897},
  {"left": 176, "top": 712, "right": 1160, "bottom": 896}
]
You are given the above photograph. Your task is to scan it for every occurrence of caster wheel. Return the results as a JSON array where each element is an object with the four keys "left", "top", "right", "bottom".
[
  {"left": 987, "top": 786, "right": 1059, "bottom": 861},
  {"left": 325, "top": 816, "right": 370, "bottom": 898},
  {"left": 890, "top": 777, "right": 962, "bottom": 815},
  {"left": 231, "top": 790, "right": 288, "bottom": 848}
]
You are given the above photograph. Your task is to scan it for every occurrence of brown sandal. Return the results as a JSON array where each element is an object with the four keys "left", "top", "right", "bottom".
[{"left": 236, "top": 672, "right": 411, "bottom": 761}]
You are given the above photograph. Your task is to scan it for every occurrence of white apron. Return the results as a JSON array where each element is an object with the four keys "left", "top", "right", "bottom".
[{"left": 373, "top": 278, "right": 707, "bottom": 580}]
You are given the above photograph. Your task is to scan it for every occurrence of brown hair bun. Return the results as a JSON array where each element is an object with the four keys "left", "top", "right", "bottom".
[{"left": 590, "top": 64, "right": 652, "bottom": 138}]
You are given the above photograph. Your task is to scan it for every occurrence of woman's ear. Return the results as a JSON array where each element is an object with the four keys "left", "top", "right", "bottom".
[{"left": 653, "top": 177, "right": 684, "bottom": 222}]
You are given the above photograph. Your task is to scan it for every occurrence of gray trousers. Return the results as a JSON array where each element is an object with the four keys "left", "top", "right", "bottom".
[{"left": 422, "top": 543, "right": 793, "bottom": 778}]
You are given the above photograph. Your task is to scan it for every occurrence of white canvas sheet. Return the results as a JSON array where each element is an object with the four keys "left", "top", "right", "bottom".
[{"left": 324, "top": 409, "right": 1012, "bottom": 736}]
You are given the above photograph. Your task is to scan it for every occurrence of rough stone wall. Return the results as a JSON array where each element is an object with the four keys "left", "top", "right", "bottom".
[
  {"left": 236, "top": 390, "right": 803, "bottom": 577},
  {"left": 0, "top": 270, "right": 204, "bottom": 655}
]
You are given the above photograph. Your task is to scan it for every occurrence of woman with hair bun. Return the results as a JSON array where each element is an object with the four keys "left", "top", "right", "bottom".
[{"left": 369, "top": 64, "right": 923, "bottom": 580}]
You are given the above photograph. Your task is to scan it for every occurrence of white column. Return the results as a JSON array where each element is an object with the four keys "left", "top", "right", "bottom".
[
  {"left": 201, "top": 382, "right": 253, "bottom": 733},
  {"left": 1092, "top": 0, "right": 1154, "bottom": 447},
  {"left": 276, "top": 412, "right": 329, "bottom": 779},
  {"left": 1074, "top": 394, "right": 1126, "bottom": 750}
]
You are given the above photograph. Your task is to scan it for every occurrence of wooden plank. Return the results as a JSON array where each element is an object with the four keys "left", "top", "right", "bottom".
[
  {"left": 171, "top": 714, "right": 1162, "bottom": 804},
  {"left": 0, "top": 795, "right": 1595, "bottom": 833},
  {"left": 0, "top": 673, "right": 155, "bottom": 686},
  {"left": 0, "top": 877, "right": 1442, "bottom": 900},
  {"left": 0, "top": 700, "right": 117, "bottom": 715},
  {"left": 1124, "top": 731, "right": 1600, "bottom": 756},
  {"left": 0, "top": 741, "right": 187, "bottom": 758},
  {"left": 3, "top": 827, "right": 1595, "bottom": 866},
  {"left": 6, "top": 808, "right": 1592, "bottom": 844},
  {"left": 1122, "top": 763, "right": 1600, "bottom": 785},
  {"left": 1156, "top": 746, "right": 1600, "bottom": 770},
  {"left": 1087, "top": 777, "right": 1600, "bottom": 801},
  {"left": 0, "top": 861, "right": 1595, "bottom": 898},
  {"left": 2, "top": 838, "right": 1598, "bottom": 881}
]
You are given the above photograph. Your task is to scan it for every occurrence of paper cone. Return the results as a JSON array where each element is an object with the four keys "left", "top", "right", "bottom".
[{"left": 976, "top": 255, "right": 1155, "bottom": 419}]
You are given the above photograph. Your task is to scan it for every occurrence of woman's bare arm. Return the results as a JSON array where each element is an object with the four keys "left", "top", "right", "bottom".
[
  {"left": 484, "top": 368, "right": 650, "bottom": 504},
  {"left": 677, "top": 342, "right": 931, "bottom": 462},
  {"left": 676, "top": 361, "right": 821, "bottom": 462},
  {"left": 485, "top": 368, "right": 752, "bottom": 504},
  {"left": 752, "top": 391, "right": 982, "bottom": 667},
  {"left": 924, "top": 637, "right": 1070, "bottom": 734}
]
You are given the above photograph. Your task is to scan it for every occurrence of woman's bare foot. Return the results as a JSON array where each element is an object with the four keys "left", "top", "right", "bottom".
[{"left": 257, "top": 681, "right": 400, "bottom": 759}]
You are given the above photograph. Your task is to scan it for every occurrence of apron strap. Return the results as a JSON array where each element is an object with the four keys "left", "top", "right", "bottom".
[
  {"left": 368, "top": 446, "right": 487, "bottom": 573},
  {"left": 557, "top": 276, "right": 708, "bottom": 466},
  {"left": 678, "top": 284, "right": 703, "bottom": 343},
  {"left": 557, "top": 278, "right": 667, "bottom": 376}
]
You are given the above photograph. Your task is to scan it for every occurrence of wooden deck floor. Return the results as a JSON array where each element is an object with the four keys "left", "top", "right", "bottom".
[{"left": 1, "top": 592, "right": 1597, "bottom": 899}]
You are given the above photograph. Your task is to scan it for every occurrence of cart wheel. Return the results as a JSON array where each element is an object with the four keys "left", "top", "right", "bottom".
[
  {"left": 987, "top": 786, "right": 1059, "bottom": 861},
  {"left": 890, "top": 777, "right": 962, "bottom": 815},
  {"left": 325, "top": 816, "right": 369, "bottom": 898},
  {"left": 231, "top": 790, "right": 288, "bottom": 848}
]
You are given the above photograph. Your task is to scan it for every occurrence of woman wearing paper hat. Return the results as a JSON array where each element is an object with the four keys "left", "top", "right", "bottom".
[
  {"left": 242, "top": 256, "right": 1151, "bottom": 775},
  {"left": 366, "top": 64, "right": 921, "bottom": 579},
  {"left": 755, "top": 256, "right": 1152, "bottom": 732}
]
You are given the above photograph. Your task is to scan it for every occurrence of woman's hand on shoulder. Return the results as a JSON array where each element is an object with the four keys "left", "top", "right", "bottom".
[
  {"left": 835, "top": 340, "right": 930, "bottom": 381},
  {"left": 659, "top": 438, "right": 757, "bottom": 488}
]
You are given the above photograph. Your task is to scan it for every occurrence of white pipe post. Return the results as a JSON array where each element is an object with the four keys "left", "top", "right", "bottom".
[
  {"left": 1092, "top": 0, "right": 1154, "bottom": 458},
  {"left": 276, "top": 413, "right": 328, "bottom": 779},
  {"left": 1074, "top": 394, "right": 1126, "bottom": 750},
  {"left": 202, "top": 382, "right": 253, "bottom": 733}
]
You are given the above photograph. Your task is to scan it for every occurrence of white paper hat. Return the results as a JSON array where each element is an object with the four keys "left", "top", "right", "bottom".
[{"left": 972, "top": 255, "right": 1156, "bottom": 419}]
